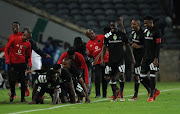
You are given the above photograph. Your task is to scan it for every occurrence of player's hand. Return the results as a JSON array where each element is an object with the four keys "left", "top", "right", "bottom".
[
  {"left": 100, "top": 59, "right": 105, "bottom": 66},
  {"left": 93, "top": 57, "right": 98, "bottom": 65},
  {"left": 86, "top": 49, "right": 90, "bottom": 56},
  {"left": 132, "top": 57, "right": 136, "bottom": 65},
  {"left": 153, "top": 58, "right": 158, "bottom": 66},
  {"left": 85, "top": 97, "right": 91, "bottom": 103},
  {"left": 46, "top": 54, "right": 51, "bottom": 58},
  {"left": 132, "top": 43, "right": 140, "bottom": 48},
  {"left": 28, "top": 101, "right": 36, "bottom": 104},
  {"left": 25, "top": 70, "right": 33, "bottom": 74},
  {"left": 119, "top": 17, "right": 124, "bottom": 27}
]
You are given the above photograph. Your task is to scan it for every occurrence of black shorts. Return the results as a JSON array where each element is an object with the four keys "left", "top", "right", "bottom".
[
  {"left": 141, "top": 59, "right": 159, "bottom": 74},
  {"left": 134, "top": 60, "right": 142, "bottom": 75},
  {"left": 105, "top": 62, "right": 125, "bottom": 76},
  {"left": 8, "top": 63, "right": 26, "bottom": 82}
]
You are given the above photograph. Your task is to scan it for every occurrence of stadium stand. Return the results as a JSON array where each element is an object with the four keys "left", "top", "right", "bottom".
[{"left": 17, "top": 0, "right": 180, "bottom": 49}]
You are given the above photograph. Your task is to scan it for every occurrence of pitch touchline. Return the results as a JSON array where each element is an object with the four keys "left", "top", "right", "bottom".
[{"left": 8, "top": 88, "right": 180, "bottom": 114}]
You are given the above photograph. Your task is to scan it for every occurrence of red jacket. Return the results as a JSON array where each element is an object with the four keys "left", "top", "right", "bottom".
[
  {"left": 5, "top": 36, "right": 32, "bottom": 67},
  {"left": 8, "top": 32, "right": 24, "bottom": 42},
  {"left": 86, "top": 35, "right": 109, "bottom": 64},
  {"left": 57, "top": 52, "right": 89, "bottom": 84},
  {"left": 0, "top": 47, "right": 5, "bottom": 52}
]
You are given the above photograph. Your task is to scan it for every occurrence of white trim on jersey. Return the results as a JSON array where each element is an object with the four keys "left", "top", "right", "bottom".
[
  {"left": 135, "top": 66, "right": 141, "bottom": 75},
  {"left": 118, "top": 65, "right": 125, "bottom": 73},
  {"left": 149, "top": 63, "right": 158, "bottom": 71}
]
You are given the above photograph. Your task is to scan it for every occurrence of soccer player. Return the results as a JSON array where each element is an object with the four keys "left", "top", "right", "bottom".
[
  {"left": 140, "top": 16, "right": 161, "bottom": 102},
  {"left": 128, "top": 19, "right": 150, "bottom": 101},
  {"left": 57, "top": 49, "right": 90, "bottom": 103},
  {"left": 73, "top": 37, "right": 92, "bottom": 96},
  {"left": 5, "top": 28, "right": 32, "bottom": 102},
  {"left": 101, "top": 20, "right": 135, "bottom": 102},
  {"left": 86, "top": 29, "right": 109, "bottom": 98},
  {"left": 27, "top": 65, "right": 76, "bottom": 104},
  {"left": 61, "top": 58, "right": 87, "bottom": 103}
]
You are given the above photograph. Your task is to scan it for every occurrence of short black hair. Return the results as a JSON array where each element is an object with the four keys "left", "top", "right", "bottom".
[
  {"left": 74, "top": 37, "right": 83, "bottom": 46},
  {"left": 12, "top": 22, "right": 20, "bottom": 26},
  {"left": 144, "top": 16, "right": 153, "bottom": 21},
  {"left": 22, "top": 27, "right": 30, "bottom": 33},
  {"left": 47, "top": 69, "right": 56, "bottom": 81},
  {"left": 103, "top": 27, "right": 111, "bottom": 32},
  {"left": 67, "top": 48, "right": 75, "bottom": 56},
  {"left": 53, "top": 64, "right": 61, "bottom": 70}
]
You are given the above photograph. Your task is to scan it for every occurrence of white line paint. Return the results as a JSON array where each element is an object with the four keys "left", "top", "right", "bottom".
[{"left": 8, "top": 88, "right": 180, "bottom": 114}]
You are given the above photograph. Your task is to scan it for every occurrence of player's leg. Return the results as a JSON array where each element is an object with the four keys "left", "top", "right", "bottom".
[
  {"left": 140, "top": 59, "right": 151, "bottom": 96},
  {"left": 149, "top": 62, "right": 160, "bottom": 101},
  {"left": 102, "top": 65, "right": 108, "bottom": 98},
  {"left": 118, "top": 63, "right": 125, "bottom": 101},
  {"left": 94, "top": 64, "right": 102, "bottom": 98},
  {"left": 128, "top": 63, "right": 141, "bottom": 101},
  {"left": 8, "top": 64, "right": 17, "bottom": 102},
  {"left": 35, "top": 85, "right": 46, "bottom": 104}
]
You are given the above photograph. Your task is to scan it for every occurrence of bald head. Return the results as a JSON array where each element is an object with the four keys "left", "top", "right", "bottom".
[
  {"left": 131, "top": 20, "right": 140, "bottom": 31},
  {"left": 86, "top": 29, "right": 96, "bottom": 40},
  {"left": 62, "top": 58, "right": 71, "bottom": 69}
]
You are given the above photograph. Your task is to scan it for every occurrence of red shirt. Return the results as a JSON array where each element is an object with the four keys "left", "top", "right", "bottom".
[
  {"left": 57, "top": 52, "right": 89, "bottom": 84},
  {"left": 8, "top": 32, "right": 24, "bottom": 42},
  {"left": 5, "top": 36, "right": 32, "bottom": 67},
  {"left": 0, "top": 47, "right": 5, "bottom": 52},
  {"left": 86, "top": 35, "right": 109, "bottom": 64}
]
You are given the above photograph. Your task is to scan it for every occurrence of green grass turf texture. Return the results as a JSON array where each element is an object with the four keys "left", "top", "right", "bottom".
[{"left": 0, "top": 82, "right": 180, "bottom": 114}]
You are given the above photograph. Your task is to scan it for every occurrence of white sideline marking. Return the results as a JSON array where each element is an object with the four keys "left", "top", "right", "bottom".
[{"left": 8, "top": 88, "right": 180, "bottom": 114}]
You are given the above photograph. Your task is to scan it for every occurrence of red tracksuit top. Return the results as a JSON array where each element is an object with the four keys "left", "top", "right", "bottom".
[
  {"left": 86, "top": 35, "right": 109, "bottom": 64},
  {"left": 5, "top": 36, "right": 32, "bottom": 67},
  {"left": 57, "top": 52, "right": 89, "bottom": 84},
  {"left": 0, "top": 32, "right": 23, "bottom": 52}
]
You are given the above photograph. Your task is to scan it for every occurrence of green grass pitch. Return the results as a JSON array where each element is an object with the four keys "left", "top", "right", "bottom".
[{"left": 0, "top": 82, "right": 180, "bottom": 114}]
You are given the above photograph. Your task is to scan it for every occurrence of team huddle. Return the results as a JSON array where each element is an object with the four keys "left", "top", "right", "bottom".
[{"left": 4, "top": 15, "right": 161, "bottom": 104}]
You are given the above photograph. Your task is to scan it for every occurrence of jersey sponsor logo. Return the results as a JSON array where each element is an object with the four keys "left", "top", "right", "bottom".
[
  {"left": 94, "top": 46, "right": 101, "bottom": 52},
  {"left": 15, "top": 44, "right": 24, "bottom": 55},
  {"left": 132, "top": 39, "right": 140, "bottom": 43},
  {"left": 156, "top": 38, "right": 161, "bottom": 43},
  {"left": 145, "top": 37, "right": 153, "bottom": 40},
  {"left": 108, "top": 40, "right": 122, "bottom": 43}
]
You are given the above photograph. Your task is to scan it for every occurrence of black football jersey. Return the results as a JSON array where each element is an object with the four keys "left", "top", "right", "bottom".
[
  {"left": 131, "top": 28, "right": 144, "bottom": 61},
  {"left": 143, "top": 27, "right": 161, "bottom": 60},
  {"left": 104, "top": 31, "right": 129, "bottom": 62}
]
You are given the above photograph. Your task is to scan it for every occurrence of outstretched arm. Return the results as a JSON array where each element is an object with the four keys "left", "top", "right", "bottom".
[
  {"left": 126, "top": 43, "right": 135, "bottom": 65},
  {"left": 68, "top": 80, "right": 76, "bottom": 103}
]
